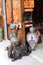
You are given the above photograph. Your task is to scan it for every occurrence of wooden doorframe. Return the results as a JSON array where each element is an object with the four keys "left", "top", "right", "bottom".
[{"left": 2, "top": 0, "right": 8, "bottom": 40}]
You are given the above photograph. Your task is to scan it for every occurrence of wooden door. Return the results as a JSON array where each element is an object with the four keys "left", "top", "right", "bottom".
[{"left": 6, "top": 0, "right": 23, "bottom": 44}]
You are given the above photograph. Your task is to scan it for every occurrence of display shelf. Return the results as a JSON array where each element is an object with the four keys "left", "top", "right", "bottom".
[{"left": 24, "top": 0, "right": 34, "bottom": 12}]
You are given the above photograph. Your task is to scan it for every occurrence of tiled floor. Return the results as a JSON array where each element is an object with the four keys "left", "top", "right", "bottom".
[{"left": 0, "top": 40, "right": 43, "bottom": 65}]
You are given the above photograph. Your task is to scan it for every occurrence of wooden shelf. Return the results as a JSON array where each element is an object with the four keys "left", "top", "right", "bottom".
[
  {"left": 25, "top": 21, "right": 33, "bottom": 27},
  {"left": 24, "top": 6, "right": 34, "bottom": 9}
]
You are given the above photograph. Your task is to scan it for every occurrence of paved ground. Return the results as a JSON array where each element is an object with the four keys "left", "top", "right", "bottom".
[
  {"left": 30, "top": 35, "right": 43, "bottom": 64},
  {"left": 30, "top": 43, "right": 43, "bottom": 64},
  {"left": 0, "top": 40, "right": 43, "bottom": 65}
]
